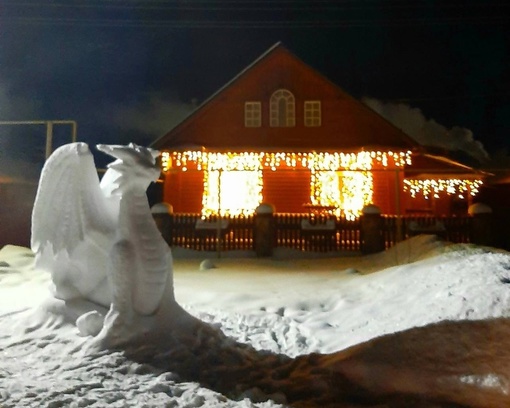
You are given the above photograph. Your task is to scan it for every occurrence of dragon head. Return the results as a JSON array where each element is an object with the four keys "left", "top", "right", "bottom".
[{"left": 97, "top": 143, "right": 161, "bottom": 194}]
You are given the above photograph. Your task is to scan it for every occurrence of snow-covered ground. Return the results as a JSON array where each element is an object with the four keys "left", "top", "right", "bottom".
[{"left": 2, "top": 235, "right": 510, "bottom": 407}]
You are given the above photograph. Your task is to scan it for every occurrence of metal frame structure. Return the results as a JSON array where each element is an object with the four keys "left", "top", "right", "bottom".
[{"left": 0, "top": 120, "right": 77, "bottom": 158}]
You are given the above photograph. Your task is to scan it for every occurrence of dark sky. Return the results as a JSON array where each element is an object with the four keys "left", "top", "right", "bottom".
[{"left": 1, "top": 0, "right": 509, "bottom": 170}]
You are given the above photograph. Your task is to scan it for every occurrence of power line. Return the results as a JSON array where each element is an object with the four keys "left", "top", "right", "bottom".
[
  {"left": 5, "top": 0, "right": 507, "bottom": 4},
  {"left": 4, "top": 16, "right": 509, "bottom": 29},
  {"left": 387, "top": 93, "right": 510, "bottom": 103},
  {"left": 3, "top": 0, "right": 508, "bottom": 29},
  {"left": 4, "top": 1, "right": 510, "bottom": 10}
]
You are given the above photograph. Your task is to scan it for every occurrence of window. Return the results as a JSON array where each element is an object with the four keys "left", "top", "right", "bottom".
[
  {"left": 204, "top": 169, "right": 262, "bottom": 216},
  {"left": 304, "top": 101, "right": 321, "bottom": 127},
  {"left": 270, "top": 89, "right": 295, "bottom": 127},
  {"left": 311, "top": 170, "right": 373, "bottom": 220},
  {"left": 244, "top": 102, "right": 261, "bottom": 127}
]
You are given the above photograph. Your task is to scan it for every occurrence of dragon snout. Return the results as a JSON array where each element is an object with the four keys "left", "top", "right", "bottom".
[{"left": 96, "top": 144, "right": 113, "bottom": 155}]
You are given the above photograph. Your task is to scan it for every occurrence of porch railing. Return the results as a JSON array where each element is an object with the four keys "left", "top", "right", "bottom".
[
  {"left": 275, "top": 214, "right": 361, "bottom": 252},
  {"left": 382, "top": 215, "right": 472, "bottom": 248},
  {"left": 153, "top": 211, "right": 476, "bottom": 254}
]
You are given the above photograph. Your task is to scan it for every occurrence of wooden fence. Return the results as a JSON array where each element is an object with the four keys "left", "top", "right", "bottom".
[
  {"left": 382, "top": 215, "right": 472, "bottom": 249},
  {"left": 154, "top": 212, "right": 473, "bottom": 254},
  {"left": 275, "top": 214, "right": 361, "bottom": 252},
  {"left": 161, "top": 214, "right": 254, "bottom": 251}
]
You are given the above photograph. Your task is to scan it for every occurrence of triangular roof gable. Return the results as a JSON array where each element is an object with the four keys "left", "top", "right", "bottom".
[{"left": 152, "top": 43, "right": 419, "bottom": 152}]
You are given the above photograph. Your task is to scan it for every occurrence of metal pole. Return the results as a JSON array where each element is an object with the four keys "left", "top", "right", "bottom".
[
  {"left": 52, "top": 120, "right": 77, "bottom": 143},
  {"left": 395, "top": 167, "right": 403, "bottom": 242},
  {"left": 71, "top": 121, "right": 77, "bottom": 143},
  {"left": 45, "top": 121, "right": 53, "bottom": 159},
  {"left": 216, "top": 169, "right": 222, "bottom": 258}
]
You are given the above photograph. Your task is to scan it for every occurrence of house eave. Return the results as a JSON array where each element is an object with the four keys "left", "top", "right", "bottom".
[{"left": 159, "top": 144, "right": 417, "bottom": 154}]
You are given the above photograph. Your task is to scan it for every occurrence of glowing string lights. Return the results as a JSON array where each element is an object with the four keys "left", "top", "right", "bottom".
[
  {"left": 403, "top": 179, "right": 483, "bottom": 199},
  {"left": 161, "top": 150, "right": 408, "bottom": 218},
  {"left": 160, "top": 150, "right": 483, "bottom": 217},
  {"left": 160, "top": 150, "right": 411, "bottom": 173},
  {"left": 203, "top": 169, "right": 263, "bottom": 217}
]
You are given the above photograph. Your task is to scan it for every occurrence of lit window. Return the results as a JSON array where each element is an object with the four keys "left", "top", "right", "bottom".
[
  {"left": 270, "top": 89, "right": 295, "bottom": 127},
  {"left": 204, "top": 170, "right": 262, "bottom": 217},
  {"left": 304, "top": 101, "right": 321, "bottom": 127},
  {"left": 312, "top": 170, "right": 373, "bottom": 220},
  {"left": 244, "top": 102, "right": 261, "bottom": 127}
]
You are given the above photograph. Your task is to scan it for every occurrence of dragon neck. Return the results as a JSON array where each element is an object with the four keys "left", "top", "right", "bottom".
[{"left": 117, "top": 189, "right": 156, "bottom": 239}]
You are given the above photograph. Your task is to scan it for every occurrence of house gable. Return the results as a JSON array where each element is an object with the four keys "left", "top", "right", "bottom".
[{"left": 152, "top": 43, "right": 419, "bottom": 152}]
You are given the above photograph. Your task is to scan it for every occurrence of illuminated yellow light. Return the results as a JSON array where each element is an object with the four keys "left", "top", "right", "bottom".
[
  {"left": 161, "top": 150, "right": 413, "bottom": 217},
  {"left": 161, "top": 152, "right": 171, "bottom": 171},
  {"left": 203, "top": 169, "right": 262, "bottom": 217},
  {"left": 163, "top": 150, "right": 411, "bottom": 172},
  {"left": 403, "top": 179, "right": 483, "bottom": 199},
  {"left": 310, "top": 155, "right": 374, "bottom": 220}
]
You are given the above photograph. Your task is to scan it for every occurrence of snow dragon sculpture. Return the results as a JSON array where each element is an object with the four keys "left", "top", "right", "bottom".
[{"left": 31, "top": 142, "right": 173, "bottom": 322}]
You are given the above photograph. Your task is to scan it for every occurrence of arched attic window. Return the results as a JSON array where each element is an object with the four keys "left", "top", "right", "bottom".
[{"left": 270, "top": 89, "right": 295, "bottom": 127}]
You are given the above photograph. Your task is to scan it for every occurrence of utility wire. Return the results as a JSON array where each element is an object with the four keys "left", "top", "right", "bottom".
[
  {"left": 389, "top": 93, "right": 510, "bottom": 103},
  {"left": 3, "top": 0, "right": 508, "bottom": 28},
  {"left": 4, "top": 1, "right": 510, "bottom": 11},
  {"left": 4, "top": 16, "right": 509, "bottom": 29}
]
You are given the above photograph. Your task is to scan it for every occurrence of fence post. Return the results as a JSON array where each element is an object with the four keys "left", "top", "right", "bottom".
[
  {"left": 468, "top": 203, "right": 493, "bottom": 247},
  {"left": 361, "top": 204, "right": 385, "bottom": 254},
  {"left": 254, "top": 203, "right": 275, "bottom": 257},
  {"left": 151, "top": 202, "right": 174, "bottom": 246}
]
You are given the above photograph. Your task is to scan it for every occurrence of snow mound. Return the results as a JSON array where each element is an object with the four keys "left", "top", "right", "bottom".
[{"left": 3, "top": 243, "right": 510, "bottom": 407}]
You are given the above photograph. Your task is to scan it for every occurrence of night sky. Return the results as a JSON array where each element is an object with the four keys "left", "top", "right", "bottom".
[{"left": 1, "top": 0, "right": 509, "bottom": 173}]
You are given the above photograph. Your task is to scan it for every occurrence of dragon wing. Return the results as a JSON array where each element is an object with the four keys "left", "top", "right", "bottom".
[{"left": 31, "top": 142, "right": 118, "bottom": 255}]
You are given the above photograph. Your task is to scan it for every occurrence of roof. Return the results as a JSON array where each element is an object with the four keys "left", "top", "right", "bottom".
[
  {"left": 405, "top": 153, "right": 487, "bottom": 180},
  {"left": 482, "top": 170, "right": 510, "bottom": 185},
  {"left": 152, "top": 42, "right": 419, "bottom": 153}
]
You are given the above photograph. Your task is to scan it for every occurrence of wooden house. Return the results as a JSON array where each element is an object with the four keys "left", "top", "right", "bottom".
[{"left": 152, "top": 43, "right": 484, "bottom": 219}]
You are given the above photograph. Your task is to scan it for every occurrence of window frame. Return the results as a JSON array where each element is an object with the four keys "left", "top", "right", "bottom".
[
  {"left": 270, "top": 89, "right": 295, "bottom": 127},
  {"left": 304, "top": 100, "right": 322, "bottom": 127},
  {"left": 244, "top": 101, "right": 262, "bottom": 128}
]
